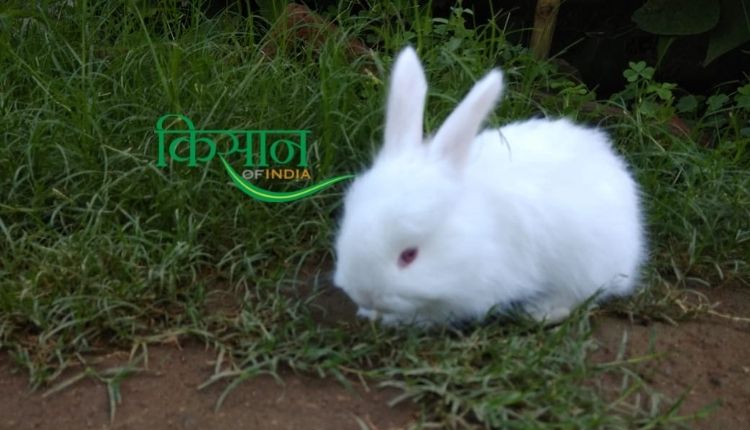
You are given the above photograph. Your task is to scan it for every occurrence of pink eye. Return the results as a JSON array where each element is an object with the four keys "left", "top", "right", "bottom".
[{"left": 398, "top": 247, "right": 418, "bottom": 268}]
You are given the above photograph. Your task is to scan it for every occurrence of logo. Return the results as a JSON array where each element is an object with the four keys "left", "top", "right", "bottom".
[{"left": 155, "top": 114, "right": 353, "bottom": 202}]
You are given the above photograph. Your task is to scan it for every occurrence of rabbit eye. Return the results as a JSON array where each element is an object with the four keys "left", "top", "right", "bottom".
[{"left": 398, "top": 247, "right": 418, "bottom": 268}]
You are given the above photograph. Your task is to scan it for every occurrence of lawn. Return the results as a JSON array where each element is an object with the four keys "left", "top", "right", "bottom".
[{"left": 1, "top": 1, "right": 748, "bottom": 428}]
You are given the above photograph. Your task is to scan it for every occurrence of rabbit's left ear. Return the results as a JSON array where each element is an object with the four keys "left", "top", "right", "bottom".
[
  {"left": 381, "top": 46, "right": 428, "bottom": 158},
  {"left": 431, "top": 70, "right": 503, "bottom": 169}
]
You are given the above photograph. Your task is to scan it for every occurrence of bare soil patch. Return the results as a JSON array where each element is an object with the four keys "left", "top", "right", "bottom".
[
  {"left": 1, "top": 285, "right": 747, "bottom": 429},
  {"left": 593, "top": 285, "right": 750, "bottom": 429},
  {"left": 0, "top": 345, "right": 415, "bottom": 430}
]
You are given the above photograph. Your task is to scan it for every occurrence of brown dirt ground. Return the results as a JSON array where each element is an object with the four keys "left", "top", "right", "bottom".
[
  {"left": 0, "top": 285, "right": 748, "bottom": 430},
  {"left": 0, "top": 345, "right": 416, "bottom": 430},
  {"left": 592, "top": 285, "right": 750, "bottom": 430}
]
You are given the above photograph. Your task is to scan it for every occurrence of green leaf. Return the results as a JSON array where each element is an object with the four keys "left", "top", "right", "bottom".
[
  {"left": 707, "top": 94, "right": 730, "bottom": 112},
  {"left": 704, "top": 0, "right": 750, "bottom": 65},
  {"left": 630, "top": 61, "right": 647, "bottom": 72},
  {"left": 446, "top": 36, "right": 463, "bottom": 52},
  {"left": 676, "top": 95, "right": 699, "bottom": 113},
  {"left": 624, "top": 61, "right": 653, "bottom": 83},
  {"left": 640, "top": 66, "right": 655, "bottom": 80},
  {"left": 735, "top": 84, "right": 750, "bottom": 109},
  {"left": 639, "top": 100, "right": 659, "bottom": 117},
  {"left": 652, "top": 84, "right": 675, "bottom": 101},
  {"left": 735, "top": 93, "right": 750, "bottom": 110},
  {"left": 632, "top": 0, "right": 720, "bottom": 35},
  {"left": 623, "top": 69, "right": 639, "bottom": 82}
]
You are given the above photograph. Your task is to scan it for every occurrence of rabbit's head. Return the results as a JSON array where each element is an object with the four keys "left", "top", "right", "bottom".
[{"left": 333, "top": 47, "right": 503, "bottom": 321}]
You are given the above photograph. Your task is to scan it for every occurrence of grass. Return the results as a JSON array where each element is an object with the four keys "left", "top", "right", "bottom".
[{"left": 0, "top": 0, "right": 748, "bottom": 428}]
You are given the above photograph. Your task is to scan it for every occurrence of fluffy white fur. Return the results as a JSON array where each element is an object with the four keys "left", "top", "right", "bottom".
[{"left": 333, "top": 46, "right": 646, "bottom": 326}]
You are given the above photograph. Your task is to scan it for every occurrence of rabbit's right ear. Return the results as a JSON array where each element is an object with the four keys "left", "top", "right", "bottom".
[
  {"left": 381, "top": 46, "right": 428, "bottom": 158},
  {"left": 430, "top": 69, "right": 503, "bottom": 170}
]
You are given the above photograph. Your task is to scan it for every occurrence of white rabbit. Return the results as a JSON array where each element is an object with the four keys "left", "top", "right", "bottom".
[{"left": 333, "top": 46, "right": 645, "bottom": 326}]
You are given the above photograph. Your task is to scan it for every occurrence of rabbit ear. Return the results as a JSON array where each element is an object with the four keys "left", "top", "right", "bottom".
[
  {"left": 431, "top": 69, "right": 504, "bottom": 169},
  {"left": 381, "top": 46, "right": 428, "bottom": 158}
]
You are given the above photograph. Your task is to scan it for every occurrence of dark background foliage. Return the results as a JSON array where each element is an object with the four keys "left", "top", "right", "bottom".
[{"left": 204, "top": 0, "right": 750, "bottom": 96}]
